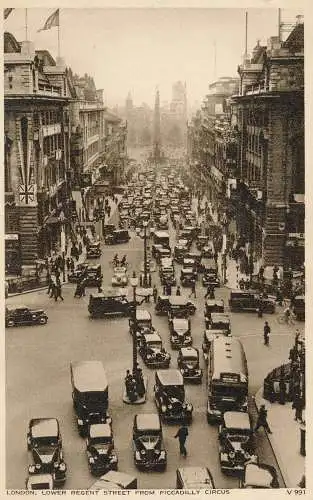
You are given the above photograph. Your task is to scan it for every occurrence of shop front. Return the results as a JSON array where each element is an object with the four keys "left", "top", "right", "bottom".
[{"left": 5, "top": 233, "right": 21, "bottom": 276}]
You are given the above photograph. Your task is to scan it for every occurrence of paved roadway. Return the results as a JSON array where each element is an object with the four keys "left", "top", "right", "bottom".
[{"left": 6, "top": 214, "right": 299, "bottom": 490}]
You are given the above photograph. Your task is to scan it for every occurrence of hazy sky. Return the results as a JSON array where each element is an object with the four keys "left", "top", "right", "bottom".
[{"left": 4, "top": 7, "right": 303, "bottom": 107}]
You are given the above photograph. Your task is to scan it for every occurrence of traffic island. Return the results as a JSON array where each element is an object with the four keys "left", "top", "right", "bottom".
[{"left": 123, "top": 376, "right": 148, "bottom": 405}]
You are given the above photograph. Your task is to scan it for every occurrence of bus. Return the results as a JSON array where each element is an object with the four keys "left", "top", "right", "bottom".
[{"left": 206, "top": 337, "right": 248, "bottom": 424}]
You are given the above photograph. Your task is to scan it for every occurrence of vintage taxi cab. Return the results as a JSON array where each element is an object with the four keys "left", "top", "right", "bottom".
[
  {"left": 139, "top": 333, "right": 171, "bottom": 368},
  {"left": 26, "top": 474, "right": 54, "bottom": 490},
  {"left": 133, "top": 413, "right": 167, "bottom": 471},
  {"left": 6, "top": 305, "right": 48, "bottom": 327},
  {"left": 168, "top": 296, "right": 196, "bottom": 319},
  {"left": 87, "top": 241, "right": 102, "bottom": 259},
  {"left": 105, "top": 229, "right": 130, "bottom": 245},
  {"left": 180, "top": 268, "right": 196, "bottom": 287},
  {"left": 111, "top": 267, "right": 128, "bottom": 287},
  {"left": 71, "top": 361, "right": 111, "bottom": 436},
  {"left": 206, "top": 312, "right": 231, "bottom": 333},
  {"left": 219, "top": 411, "right": 256, "bottom": 475},
  {"left": 89, "top": 471, "right": 137, "bottom": 490},
  {"left": 88, "top": 289, "right": 129, "bottom": 319},
  {"left": 86, "top": 423, "right": 118, "bottom": 475},
  {"left": 27, "top": 418, "right": 67, "bottom": 486},
  {"left": 177, "top": 347, "right": 202, "bottom": 383},
  {"left": 129, "top": 309, "right": 153, "bottom": 342},
  {"left": 176, "top": 467, "right": 215, "bottom": 489},
  {"left": 169, "top": 318, "right": 192, "bottom": 350},
  {"left": 154, "top": 369, "right": 193, "bottom": 423},
  {"left": 239, "top": 461, "right": 279, "bottom": 488}
]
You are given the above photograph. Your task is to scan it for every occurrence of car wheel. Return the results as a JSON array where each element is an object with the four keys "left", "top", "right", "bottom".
[
  {"left": 7, "top": 319, "right": 14, "bottom": 327},
  {"left": 40, "top": 317, "right": 47, "bottom": 325}
]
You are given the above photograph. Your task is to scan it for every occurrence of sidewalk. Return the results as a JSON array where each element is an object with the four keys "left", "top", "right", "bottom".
[{"left": 254, "top": 388, "right": 305, "bottom": 487}]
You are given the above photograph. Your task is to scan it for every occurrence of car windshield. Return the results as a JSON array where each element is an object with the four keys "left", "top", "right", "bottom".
[
  {"left": 138, "top": 320, "right": 151, "bottom": 328},
  {"left": 166, "top": 385, "right": 185, "bottom": 400},
  {"left": 184, "top": 355, "right": 198, "bottom": 362},
  {"left": 90, "top": 436, "right": 111, "bottom": 445},
  {"left": 33, "top": 437, "right": 58, "bottom": 448},
  {"left": 148, "top": 341, "right": 162, "bottom": 349},
  {"left": 213, "top": 385, "right": 247, "bottom": 397},
  {"left": 226, "top": 428, "right": 251, "bottom": 440},
  {"left": 80, "top": 390, "right": 108, "bottom": 406},
  {"left": 138, "top": 430, "right": 160, "bottom": 438}
]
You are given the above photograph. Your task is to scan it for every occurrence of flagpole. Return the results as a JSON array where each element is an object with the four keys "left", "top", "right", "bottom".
[
  {"left": 57, "top": 9, "right": 60, "bottom": 58},
  {"left": 25, "top": 8, "right": 28, "bottom": 41}
]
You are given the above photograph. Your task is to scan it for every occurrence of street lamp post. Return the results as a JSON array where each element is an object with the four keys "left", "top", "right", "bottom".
[
  {"left": 130, "top": 272, "right": 139, "bottom": 376},
  {"left": 143, "top": 221, "right": 148, "bottom": 287}
]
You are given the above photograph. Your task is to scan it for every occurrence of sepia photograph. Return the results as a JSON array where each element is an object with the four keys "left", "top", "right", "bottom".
[{"left": 3, "top": 3, "right": 305, "bottom": 492}]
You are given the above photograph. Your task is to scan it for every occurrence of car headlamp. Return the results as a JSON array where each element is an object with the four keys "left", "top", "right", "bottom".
[
  {"left": 54, "top": 462, "right": 59, "bottom": 469},
  {"left": 167, "top": 404, "right": 173, "bottom": 410},
  {"left": 147, "top": 354, "right": 152, "bottom": 359},
  {"left": 89, "top": 457, "right": 95, "bottom": 464},
  {"left": 140, "top": 449, "right": 146, "bottom": 455},
  {"left": 244, "top": 451, "right": 251, "bottom": 460},
  {"left": 229, "top": 451, "right": 235, "bottom": 459},
  {"left": 155, "top": 449, "right": 160, "bottom": 455},
  {"left": 59, "top": 462, "right": 66, "bottom": 471},
  {"left": 28, "top": 465, "right": 35, "bottom": 474},
  {"left": 182, "top": 403, "right": 187, "bottom": 409},
  {"left": 78, "top": 419, "right": 83, "bottom": 425},
  {"left": 110, "top": 455, "right": 117, "bottom": 462},
  {"left": 161, "top": 405, "right": 166, "bottom": 412}
]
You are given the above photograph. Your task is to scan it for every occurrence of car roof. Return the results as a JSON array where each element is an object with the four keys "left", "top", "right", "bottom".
[
  {"left": 144, "top": 333, "right": 161, "bottom": 342},
  {"left": 154, "top": 230, "right": 169, "bottom": 237},
  {"left": 89, "top": 423, "right": 112, "bottom": 439},
  {"left": 212, "top": 337, "right": 247, "bottom": 379},
  {"left": 223, "top": 411, "right": 251, "bottom": 429},
  {"left": 7, "top": 304, "right": 28, "bottom": 311},
  {"left": 180, "top": 347, "right": 198, "bottom": 357},
  {"left": 173, "top": 318, "right": 188, "bottom": 325},
  {"left": 177, "top": 467, "right": 214, "bottom": 488},
  {"left": 71, "top": 361, "right": 108, "bottom": 392},
  {"left": 169, "top": 296, "right": 188, "bottom": 306},
  {"left": 181, "top": 268, "right": 194, "bottom": 273},
  {"left": 156, "top": 369, "right": 183, "bottom": 386},
  {"left": 206, "top": 299, "right": 224, "bottom": 306},
  {"left": 211, "top": 313, "right": 230, "bottom": 322},
  {"left": 30, "top": 418, "right": 59, "bottom": 438},
  {"left": 136, "top": 309, "right": 151, "bottom": 320},
  {"left": 89, "top": 471, "right": 137, "bottom": 490},
  {"left": 88, "top": 265, "right": 101, "bottom": 270},
  {"left": 244, "top": 463, "right": 274, "bottom": 487},
  {"left": 135, "top": 413, "right": 161, "bottom": 431},
  {"left": 92, "top": 287, "right": 126, "bottom": 298}
]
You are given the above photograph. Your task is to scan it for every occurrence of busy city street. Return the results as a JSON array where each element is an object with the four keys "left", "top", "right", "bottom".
[{"left": 4, "top": 7, "right": 305, "bottom": 492}]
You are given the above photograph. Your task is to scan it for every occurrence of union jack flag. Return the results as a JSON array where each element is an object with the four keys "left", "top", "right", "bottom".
[{"left": 18, "top": 184, "right": 36, "bottom": 205}]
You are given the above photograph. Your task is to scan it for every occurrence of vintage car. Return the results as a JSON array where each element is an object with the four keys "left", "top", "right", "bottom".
[
  {"left": 26, "top": 474, "right": 54, "bottom": 490},
  {"left": 111, "top": 267, "right": 128, "bottom": 287},
  {"left": 219, "top": 411, "right": 256, "bottom": 475},
  {"left": 27, "top": 418, "right": 67, "bottom": 486},
  {"left": 89, "top": 471, "right": 137, "bottom": 490},
  {"left": 293, "top": 295, "right": 305, "bottom": 321},
  {"left": 239, "top": 461, "right": 279, "bottom": 488},
  {"left": 180, "top": 268, "right": 196, "bottom": 287},
  {"left": 6, "top": 305, "right": 48, "bottom": 327},
  {"left": 160, "top": 267, "right": 176, "bottom": 286},
  {"left": 156, "top": 247, "right": 172, "bottom": 263},
  {"left": 129, "top": 309, "right": 153, "bottom": 343},
  {"left": 71, "top": 361, "right": 111, "bottom": 436},
  {"left": 105, "top": 230, "right": 130, "bottom": 245},
  {"left": 169, "top": 318, "right": 192, "bottom": 350},
  {"left": 177, "top": 347, "right": 202, "bottom": 384},
  {"left": 202, "top": 270, "right": 220, "bottom": 287},
  {"left": 229, "top": 290, "right": 276, "bottom": 314},
  {"left": 202, "top": 241, "right": 215, "bottom": 258},
  {"left": 87, "top": 241, "right": 102, "bottom": 259},
  {"left": 174, "top": 240, "right": 190, "bottom": 263},
  {"left": 196, "top": 236, "right": 209, "bottom": 251},
  {"left": 176, "top": 467, "right": 215, "bottom": 489},
  {"left": 154, "top": 369, "right": 193, "bottom": 423},
  {"left": 88, "top": 289, "right": 129, "bottom": 318},
  {"left": 168, "top": 296, "right": 196, "bottom": 318},
  {"left": 186, "top": 251, "right": 202, "bottom": 272},
  {"left": 155, "top": 295, "right": 172, "bottom": 316},
  {"left": 206, "top": 312, "right": 231, "bottom": 333},
  {"left": 151, "top": 243, "right": 164, "bottom": 258},
  {"left": 86, "top": 423, "right": 118, "bottom": 475},
  {"left": 102, "top": 224, "right": 116, "bottom": 238},
  {"left": 139, "top": 333, "right": 171, "bottom": 368},
  {"left": 204, "top": 299, "right": 225, "bottom": 323},
  {"left": 201, "top": 258, "right": 217, "bottom": 274},
  {"left": 202, "top": 329, "right": 231, "bottom": 362},
  {"left": 81, "top": 264, "right": 102, "bottom": 287},
  {"left": 133, "top": 413, "right": 167, "bottom": 471},
  {"left": 68, "top": 263, "right": 89, "bottom": 283}
]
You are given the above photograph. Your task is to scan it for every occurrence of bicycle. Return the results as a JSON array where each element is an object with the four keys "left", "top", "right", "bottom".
[{"left": 277, "top": 311, "right": 296, "bottom": 325}]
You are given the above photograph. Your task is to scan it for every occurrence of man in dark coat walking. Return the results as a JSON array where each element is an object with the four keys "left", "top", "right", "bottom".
[
  {"left": 254, "top": 404, "right": 272, "bottom": 433},
  {"left": 174, "top": 425, "right": 189, "bottom": 456},
  {"left": 263, "top": 321, "right": 271, "bottom": 346}
]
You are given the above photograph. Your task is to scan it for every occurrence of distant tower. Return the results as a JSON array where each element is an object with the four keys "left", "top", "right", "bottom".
[{"left": 153, "top": 88, "right": 161, "bottom": 164}]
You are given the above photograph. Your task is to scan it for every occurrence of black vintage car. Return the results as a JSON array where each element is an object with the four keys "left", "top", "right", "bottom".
[
  {"left": 71, "top": 361, "right": 111, "bottom": 436},
  {"left": 206, "top": 313, "right": 231, "bottom": 332},
  {"left": 174, "top": 241, "right": 189, "bottom": 263},
  {"left": 105, "top": 230, "right": 130, "bottom": 245},
  {"left": 89, "top": 471, "right": 137, "bottom": 490},
  {"left": 86, "top": 423, "right": 118, "bottom": 475},
  {"left": 168, "top": 296, "right": 196, "bottom": 318},
  {"left": 196, "top": 236, "right": 209, "bottom": 251},
  {"left": 102, "top": 224, "right": 116, "bottom": 238},
  {"left": 133, "top": 413, "right": 167, "bottom": 471},
  {"left": 177, "top": 347, "right": 202, "bottom": 384},
  {"left": 27, "top": 418, "right": 67, "bottom": 486},
  {"left": 160, "top": 267, "right": 176, "bottom": 286},
  {"left": 180, "top": 268, "right": 196, "bottom": 287},
  {"left": 6, "top": 305, "right": 48, "bottom": 327},
  {"left": 87, "top": 241, "right": 102, "bottom": 259},
  {"left": 154, "top": 369, "right": 193, "bottom": 423},
  {"left": 229, "top": 290, "right": 275, "bottom": 314},
  {"left": 219, "top": 411, "right": 256, "bottom": 475},
  {"left": 204, "top": 299, "right": 225, "bottom": 324},
  {"left": 129, "top": 309, "right": 153, "bottom": 344},
  {"left": 169, "top": 318, "right": 192, "bottom": 350},
  {"left": 202, "top": 271, "right": 220, "bottom": 287},
  {"left": 155, "top": 295, "right": 171, "bottom": 316},
  {"left": 69, "top": 264, "right": 101, "bottom": 286},
  {"left": 88, "top": 289, "right": 129, "bottom": 319},
  {"left": 139, "top": 333, "right": 171, "bottom": 368}
]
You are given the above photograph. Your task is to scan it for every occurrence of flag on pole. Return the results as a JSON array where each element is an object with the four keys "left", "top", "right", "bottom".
[
  {"left": 4, "top": 8, "right": 14, "bottom": 19},
  {"left": 37, "top": 8, "right": 59, "bottom": 32}
]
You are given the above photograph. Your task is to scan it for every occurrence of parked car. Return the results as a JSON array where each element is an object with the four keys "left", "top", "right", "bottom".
[
  {"left": 229, "top": 290, "right": 275, "bottom": 313},
  {"left": 169, "top": 318, "right": 192, "bottom": 350},
  {"left": 105, "top": 230, "right": 130, "bottom": 245},
  {"left": 88, "top": 289, "right": 129, "bottom": 319},
  {"left": 177, "top": 347, "right": 202, "bottom": 384},
  {"left": 139, "top": 333, "right": 171, "bottom": 368},
  {"left": 204, "top": 299, "right": 225, "bottom": 325},
  {"left": 239, "top": 461, "right": 279, "bottom": 488},
  {"left": 87, "top": 241, "right": 102, "bottom": 259},
  {"left": 196, "top": 236, "right": 209, "bottom": 251},
  {"left": 133, "top": 413, "right": 167, "bottom": 471},
  {"left": 154, "top": 369, "right": 193, "bottom": 423},
  {"left": 86, "top": 423, "right": 118, "bottom": 475},
  {"left": 102, "top": 224, "right": 116, "bottom": 238},
  {"left": 26, "top": 474, "right": 54, "bottom": 490},
  {"left": 219, "top": 411, "right": 256, "bottom": 475},
  {"left": 83, "top": 264, "right": 102, "bottom": 287},
  {"left": 89, "top": 471, "right": 137, "bottom": 490},
  {"left": 70, "top": 360, "right": 111, "bottom": 436},
  {"left": 176, "top": 467, "right": 215, "bottom": 489},
  {"left": 6, "top": 305, "right": 48, "bottom": 327},
  {"left": 111, "top": 267, "right": 128, "bottom": 287},
  {"left": 27, "top": 418, "right": 67, "bottom": 486}
]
